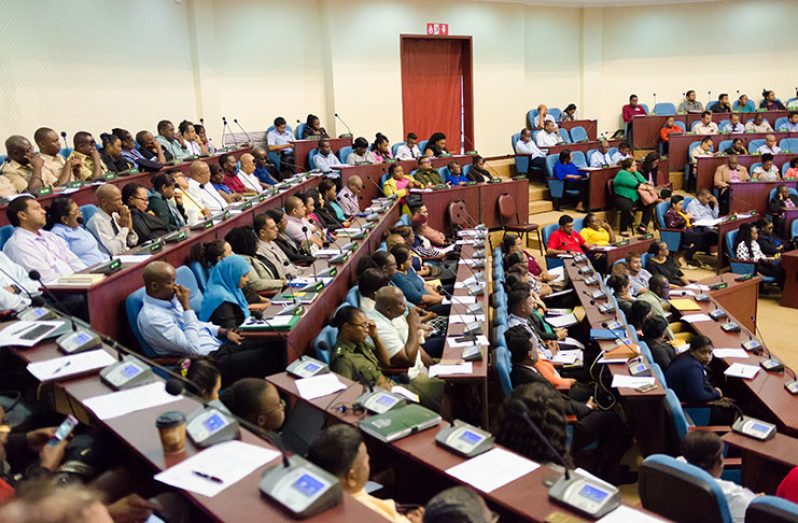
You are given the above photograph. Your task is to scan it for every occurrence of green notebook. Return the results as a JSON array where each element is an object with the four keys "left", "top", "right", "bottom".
[{"left": 359, "top": 404, "right": 441, "bottom": 443}]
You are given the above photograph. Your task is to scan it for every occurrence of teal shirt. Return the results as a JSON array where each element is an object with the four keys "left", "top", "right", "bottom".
[{"left": 613, "top": 169, "right": 647, "bottom": 202}]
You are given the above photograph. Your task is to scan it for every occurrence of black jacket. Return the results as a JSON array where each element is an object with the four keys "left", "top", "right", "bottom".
[
  {"left": 208, "top": 301, "right": 246, "bottom": 330},
  {"left": 130, "top": 208, "right": 170, "bottom": 244},
  {"left": 274, "top": 235, "right": 315, "bottom": 265},
  {"left": 510, "top": 365, "right": 591, "bottom": 418}
]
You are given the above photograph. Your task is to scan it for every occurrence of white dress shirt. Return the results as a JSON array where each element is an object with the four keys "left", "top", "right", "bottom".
[
  {"left": 515, "top": 139, "right": 546, "bottom": 159},
  {"left": 0, "top": 251, "right": 42, "bottom": 312},
  {"left": 535, "top": 131, "right": 561, "bottom": 148},
  {"left": 337, "top": 186, "right": 361, "bottom": 215},
  {"left": 185, "top": 141, "right": 202, "bottom": 156},
  {"left": 757, "top": 145, "right": 782, "bottom": 155},
  {"left": 590, "top": 151, "right": 614, "bottom": 167},
  {"left": 236, "top": 169, "right": 262, "bottom": 193},
  {"left": 313, "top": 152, "right": 343, "bottom": 173},
  {"left": 187, "top": 177, "right": 227, "bottom": 212},
  {"left": 685, "top": 199, "right": 719, "bottom": 222},
  {"left": 611, "top": 151, "right": 632, "bottom": 164},
  {"left": 266, "top": 129, "right": 296, "bottom": 152},
  {"left": 533, "top": 114, "right": 557, "bottom": 129},
  {"left": 722, "top": 123, "right": 745, "bottom": 134},
  {"left": 745, "top": 121, "right": 773, "bottom": 133},
  {"left": 395, "top": 144, "right": 421, "bottom": 160},
  {"left": 694, "top": 122, "right": 719, "bottom": 135},
  {"left": 346, "top": 150, "right": 376, "bottom": 166},
  {"left": 753, "top": 165, "right": 780, "bottom": 182},
  {"left": 3, "top": 228, "right": 85, "bottom": 284},
  {"left": 86, "top": 208, "right": 138, "bottom": 255},
  {"left": 367, "top": 308, "right": 424, "bottom": 380}
]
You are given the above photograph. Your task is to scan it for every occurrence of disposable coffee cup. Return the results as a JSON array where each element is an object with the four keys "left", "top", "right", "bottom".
[{"left": 156, "top": 411, "right": 186, "bottom": 454}]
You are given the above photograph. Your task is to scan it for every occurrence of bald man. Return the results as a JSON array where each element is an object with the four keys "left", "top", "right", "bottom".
[
  {"left": 251, "top": 146, "right": 280, "bottom": 185},
  {"left": 66, "top": 132, "right": 106, "bottom": 181},
  {"left": 337, "top": 175, "right": 364, "bottom": 216},
  {"left": 236, "top": 153, "right": 266, "bottom": 192},
  {"left": 86, "top": 184, "right": 137, "bottom": 254},
  {"left": 185, "top": 160, "right": 227, "bottom": 213},
  {"left": 33, "top": 127, "right": 80, "bottom": 185},
  {"left": 138, "top": 261, "right": 272, "bottom": 383}
]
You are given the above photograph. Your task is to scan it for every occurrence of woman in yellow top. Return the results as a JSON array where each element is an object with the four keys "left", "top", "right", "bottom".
[
  {"left": 579, "top": 213, "right": 616, "bottom": 246},
  {"left": 383, "top": 163, "right": 420, "bottom": 214}
]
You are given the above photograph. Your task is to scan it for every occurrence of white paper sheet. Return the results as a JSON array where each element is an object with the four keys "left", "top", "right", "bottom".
[
  {"left": 713, "top": 348, "right": 749, "bottom": 359},
  {"left": 314, "top": 249, "right": 344, "bottom": 257},
  {"left": 559, "top": 337, "right": 586, "bottom": 351},
  {"left": 27, "top": 350, "right": 115, "bottom": 382},
  {"left": 84, "top": 382, "right": 182, "bottom": 420},
  {"left": 448, "top": 314, "right": 486, "bottom": 324},
  {"left": 446, "top": 448, "right": 539, "bottom": 493},
  {"left": 458, "top": 258, "right": 484, "bottom": 267},
  {"left": 680, "top": 313, "right": 714, "bottom": 324},
  {"left": 544, "top": 288, "right": 574, "bottom": 299},
  {"left": 447, "top": 335, "right": 489, "bottom": 349},
  {"left": 693, "top": 217, "right": 723, "bottom": 227},
  {"left": 295, "top": 374, "right": 346, "bottom": 400},
  {"left": 391, "top": 386, "right": 419, "bottom": 403},
  {"left": 548, "top": 266, "right": 565, "bottom": 282},
  {"left": 454, "top": 280, "right": 485, "bottom": 289},
  {"left": 114, "top": 254, "right": 153, "bottom": 264},
  {"left": 438, "top": 244, "right": 458, "bottom": 255},
  {"left": 289, "top": 277, "right": 333, "bottom": 287},
  {"left": 724, "top": 363, "right": 760, "bottom": 379},
  {"left": 455, "top": 239, "right": 479, "bottom": 246},
  {"left": 429, "top": 362, "right": 473, "bottom": 378},
  {"left": 0, "top": 321, "right": 67, "bottom": 348},
  {"left": 611, "top": 375, "right": 655, "bottom": 389},
  {"left": 154, "top": 440, "right": 280, "bottom": 497},
  {"left": 441, "top": 295, "right": 477, "bottom": 305},
  {"left": 546, "top": 313, "right": 578, "bottom": 328},
  {"left": 670, "top": 289, "right": 696, "bottom": 297},
  {"left": 551, "top": 350, "right": 583, "bottom": 365},
  {"left": 686, "top": 283, "right": 711, "bottom": 292},
  {"left": 596, "top": 355, "right": 630, "bottom": 364},
  {"left": 597, "top": 505, "right": 663, "bottom": 523}
]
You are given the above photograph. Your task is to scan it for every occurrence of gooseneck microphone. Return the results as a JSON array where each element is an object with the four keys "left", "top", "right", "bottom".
[
  {"left": 233, "top": 118, "right": 252, "bottom": 145},
  {"left": 334, "top": 113, "right": 353, "bottom": 138}
]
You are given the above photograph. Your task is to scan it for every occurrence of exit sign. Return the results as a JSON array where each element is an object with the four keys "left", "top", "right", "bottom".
[{"left": 426, "top": 23, "right": 449, "bottom": 36}]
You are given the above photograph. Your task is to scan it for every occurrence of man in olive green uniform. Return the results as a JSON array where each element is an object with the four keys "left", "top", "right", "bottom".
[{"left": 411, "top": 156, "right": 444, "bottom": 187}]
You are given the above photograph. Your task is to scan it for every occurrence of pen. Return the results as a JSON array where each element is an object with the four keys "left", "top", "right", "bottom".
[
  {"left": 192, "top": 470, "right": 223, "bottom": 483},
  {"left": 52, "top": 361, "right": 72, "bottom": 374}
]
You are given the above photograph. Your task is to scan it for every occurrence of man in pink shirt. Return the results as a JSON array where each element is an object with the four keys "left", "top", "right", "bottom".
[
  {"left": 622, "top": 94, "right": 647, "bottom": 148},
  {"left": 410, "top": 203, "right": 448, "bottom": 246}
]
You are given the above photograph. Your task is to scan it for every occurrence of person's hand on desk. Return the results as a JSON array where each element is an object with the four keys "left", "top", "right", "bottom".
[
  {"left": 106, "top": 494, "right": 159, "bottom": 523},
  {"left": 249, "top": 302, "right": 271, "bottom": 312},
  {"left": 224, "top": 329, "right": 243, "bottom": 345}
]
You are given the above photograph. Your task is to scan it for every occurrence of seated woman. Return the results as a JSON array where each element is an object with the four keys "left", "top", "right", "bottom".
[
  {"left": 412, "top": 156, "right": 445, "bottom": 187},
  {"left": 552, "top": 149, "right": 588, "bottom": 212},
  {"left": 318, "top": 179, "right": 349, "bottom": 227},
  {"left": 46, "top": 197, "right": 106, "bottom": 266},
  {"left": 466, "top": 155, "right": 492, "bottom": 183},
  {"left": 642, "top": 315, "right": 676, "bottom": 371},
  {"left": 148, "top": 172, "right": 186, "bottom": 231},
  {"left": 300, "top": 191, "right": 324, "bottom": 234},
  {"left": 734, "top": 223, "right": 785, "bottom": 288},
  {"left": 647, "top": 240, "right": 690, "bottom": 286},
  {"left": 613, "top": 158, "right": 656, "bottom": 235},
  {"left": 756, "top": 219, "right": 784, "bottom": 256},
  {"left": 189, "top": 239, "right": 232, "bottom": 274},
  {"left": 760, "top": 89, "right": 786, "bottom": 111},
  {"left": 424, "top": 132, "right": 449, "bottom": 157},
  {"left": 370, "top": 133, "right": 393, "bottom": 163},
  {"left": 580, "top": 212, "right": 615, "bottom": 247},
  {"left": 309, "top": 188, "right": 343, "bottom": 231},
  {"left": 346, "top": 137, "right": 375, "bottom": 165},
  {"left": 182, "top": 356, "right": 222, "bottom": 401},
  {"left": 681, "top": 431, "right": 758, "bottom": 523},
  {"left": 199, "top": 255, "right": 264, "bottom": 329},
  {"left": 784, "top": 157, "right": 798, "bottom": 182},
  {"left": 113, "top": 127, "right": 162, "bottom": 172},
  {"left": 505, "top": 271, "right": 548, "bottom": 309},
  {"left": 736, "top": 94, "right": 754, "bottom": 113},
  {"left": 382, "top": 163, "right": 420, "bottom": 210},
  {"left": 664, "top": 195, "right": 715, "bottom": 270},
  {"left": 559, "top": 103, "right": 577, "bottom": 123},
  {"left": 121, "top": 183, "right": 170, "bottom": 244},
  {"left": 667, "top": 335, "right": 722, "bottom": 404},
  {"left": 220, "top": 378, "right": 285, "bottom": 432},
  {"left": 606, "top": 274, "right": 634, "bottom": 316},
  {"left": 99, "top": 132, "right": 134, "bottom": 173},
  {"left": 723, "top": 138, "right": 748, "bottom": 156},
  {"left": 768, "top": 184, "right": 798, "bottom": 235},
  {"left": 389, "top": 245, "right": 450, "bottom": 316},
  {"left": 301, "top": 114, "right": 328, "bottom": 139},
  {"left": 446, "top": 161, "right": 468, "bottom": 185},
  {"left": 752, "top": 153, "right": 781, "bottom": 182},
  {"left": 225, "top": 226, "right": 283, "bottom": 296},
  {"left": 504, "top": 251, "right": 554, "bottom": 296}
]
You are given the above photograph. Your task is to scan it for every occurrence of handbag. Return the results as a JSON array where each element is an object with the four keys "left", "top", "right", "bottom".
[{"left": 637, "top": 184, "right": 658, "bottom": 205}]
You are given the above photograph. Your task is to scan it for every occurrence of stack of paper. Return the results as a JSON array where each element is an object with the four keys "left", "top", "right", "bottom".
[
  {"left": 295, "top": 374, "right": 346, "bottom": 400},
  {"left": 546, "top": 313, "right": 578, "bottom": 328},
  {"left": 446, "top": 448, "right": 539, "bottom": 493},
  {"left": 0, "top": 321, "right": 67, "bottom": 348},
  {"left": 680, "top": 313, "right": 713, "bottom": 324},
  {"left": 429, "top": 362, "right": 473, "bottom": 377},
  {"left": 611, "top": 375, "right": 655, "bottom": 389},
  {"left": 669, "top": 299, "right": 701, "bottom": 312},
  {"left": 713, "top": 348, "right": 749, "bottom": 359},
  {"left": 724, "top": 363, "right": 760, "bottom": 379},
  {"left": 84, "top": 382, "right": 182, "bottom": 420},
  {"left": 551, "top": 350, "right": 582, "bottom": 365}
]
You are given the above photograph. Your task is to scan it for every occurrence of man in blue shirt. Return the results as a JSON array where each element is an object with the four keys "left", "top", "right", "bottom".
[
  {"left": 137, "top": 261, "right": 274, "bottom": 383},
  {"left": 782, "top": 112, "right": 798, "bottom": 133},
  {"left": 48, "top": 197, "right": 107, "bottom": 266},
  {"left": 251, "top": 146, "right": 279, "bottom": 185},
  {"left": 446, "top": 162, "right": 468, "bottom": 185}
]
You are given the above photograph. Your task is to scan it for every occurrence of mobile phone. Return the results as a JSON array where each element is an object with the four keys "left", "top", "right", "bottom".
[
  {"left": 49, "top": 414, "right": 79, "bottom": 446},
  {"left": 636, "top": 383, "right": 657, "bottom": 393}
]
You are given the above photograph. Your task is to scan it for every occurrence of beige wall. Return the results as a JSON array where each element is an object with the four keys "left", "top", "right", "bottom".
[{"left": 2, "top": 0, "right": 797, "bottom": 157}]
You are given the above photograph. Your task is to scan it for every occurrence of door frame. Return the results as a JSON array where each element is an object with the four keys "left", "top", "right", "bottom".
[{"left": 399, "top": 34, "right": 474, "bottom": 153}]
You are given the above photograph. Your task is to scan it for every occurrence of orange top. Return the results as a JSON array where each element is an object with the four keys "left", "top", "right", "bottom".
[
  {"left": 660, "top": 125, "right": 684, "bottom": 142},
  {"left": 535, "top": 359, "right": 572, "bottom": 388}
]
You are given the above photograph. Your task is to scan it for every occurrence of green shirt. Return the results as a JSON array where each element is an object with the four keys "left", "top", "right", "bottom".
[
  {"left": 331, "top": 337, "right": 384, "bottom": 385},
  {"left": 613, "top": 169, "right": 647, "bottom": 202},
  {"left": 413, "top": 168, "right": 444, "bottom": 186}
]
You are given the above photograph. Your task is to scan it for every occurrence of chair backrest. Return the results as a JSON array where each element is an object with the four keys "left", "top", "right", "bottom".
[
  {"left": 541, "top": 223, "right": 559, "bottom": 250},
  {"left": 497, "top": 193, "right": 518, "bottom": 224},
  {"left": 495, "top": 346, "right": 513, "bottom": 397},
  {"left": 748, "top": 139, "right": 765, "bottom": 152},
  {"left": 664, "top": 388, "right": 689, "bottom": 441},
  {"left": 438, "top": 166, "right": 450, "bottom": 181},
  {"left": 526, "top": 109, "right": 538, "bottom": 129},
  {"left": 379, "top": 172, "right": 391, "bottom": 188},
  {"left": 558, "top": 128, "right": 571, "bottom": 144},
  {"left": 651, "top": 362, "right": 667, "bottom": 386},
  {"left": 653, "top": 102, "right": 676, "bottom": 116},
  {"left": 572, "top": 216, "right": 585, "bottom": 231},
  {"left": 641, "top": 252, "right": 653, "bottom": 270},
  {"left": 746, "top": 496, "right": 798, "bottom": 523},
  {"left": 295, "top": 123, "right": 308, "bottom": 140},
  {"left": 176, "top": 266, "right": 204, "bottom": 311},
  {"left": 345, "top": 285, "right": 360, "bottom": 307},
  {"left": 792, "top": 219, "right": 798, "bottom": 240},
  {"left": 718, "top": 119, "right": 730, "bottom": 130},
  {"left": 125, "top": 288, "right": 157, "bottom": 358},
  {"left": 418, "top": 140, "right": 429, "bottom": 154},
  {"left": 189, "top": 260, "right": 209, "bottom": 293},
  {"left": 775, "top": 117, "right": 789, "bottom": 131},
  {"left": 688, "top": 141, "right": 703, "bottom": 156},
  {"left": 780, "top": 138, "right": 798, "bottom": 152},
  {"left": 511, "top": 132, "right": 521, "bottom": 152},
  {"left": 640, "top": 454, "right": 732, "bottom": 523},
  {"left": 569, "top": 126, "right": 588, "bottom": 142},
  {"left": 750, "top": 162, "right": 763, "bottom": 174},
  {"left": 448, "top": 200, "right": 470, "bottom": 231},
  {"left": 637, "top": 340, "right": 653, "bottom": 363},
  {"left": 734, "top": 100, "right": 756, "bottom": 112},
  {"left": 337, "top": 146, "right": 352, "bottom": 163},
  {"left": 0, "top": 226, "right": 14, "bottom": 250},
  {"left": 586, "top": 148, "right": 598, "bottom": 163},
  {"left": 396, "top": 214, "right": 411, "bottom": 227},
  {"left": 545, "top": 154, "right": 560, "bottom": 177},
  {"left": 79, "top": 205, "right": 98, "bottom": 225},
  {"left": 639, "top": 103, "right": 650, "bottom": 113},
  {"left": 307, "top": 148, "right": 320, "bottom": 169},
  {"left": 674, "top": 121, "right": 687, "bottom": 132},
  {"left": 571, "top": 151, "right": 587, "bottom": 168},
  {"left": 313, "top": 325, "right": 338, "bottom": 365},
  {"left": 391, "top": 142, "right": 404, "bottom": 156},
  {"left": 549, "top": 107, "right": 562, "bottom": 120},
  {"left": 690, "top": 120, "right": 703, "bottom": 131},
  {"left": 717, "top": 140, "right": 732, "bottom": 153},
  {"left": 655, "top": 200, "right": 671, "bottom": 228}
]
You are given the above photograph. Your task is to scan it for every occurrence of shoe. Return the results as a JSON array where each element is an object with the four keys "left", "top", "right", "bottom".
[{"left": 698, "top": 261, "right": 715, "bottom": 271}]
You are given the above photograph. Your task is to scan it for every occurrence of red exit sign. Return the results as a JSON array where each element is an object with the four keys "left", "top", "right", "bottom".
[{"left": 426, "top": 23, "right": 449, "bottom": 36}]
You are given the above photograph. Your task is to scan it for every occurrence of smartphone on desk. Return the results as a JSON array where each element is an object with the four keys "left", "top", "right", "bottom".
[{"left": 49, "top": 414, "right": 78, "bottom": 446}]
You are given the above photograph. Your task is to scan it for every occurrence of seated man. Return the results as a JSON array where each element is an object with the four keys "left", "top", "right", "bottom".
[
  {"left": 589, "top": 140, "right": 614, "bottom": 168},
  {"left": 744, "top": 113, "right": 773, "bottom": 133},
  {"left": 757, "top": 134, "right": 782, "bottom": 155},
  {"left": 411, "top": 156, "right": 444, "bottom": 187},
  {"left": 3, "top": 196, "right": 85, "bottom": 284},
  {"left": 713, "top": 155, "right": 749, "bottom": 212},
  {"left": 782, "top": 112, "right": 798, "bottom": 132},
  {"left": 769, "top": 185, "right": 798, "bottom": 235},
  {"left": 685, "top": 189, "right": 720, "bottom": 223},
  {"left": 186, "top": 160, "right": 228, "bottom": 212},
  {"left": 137, "top": 261, "right": 270, "bottom": 384},
  {"left": 546, "top": 214, "right": 594, "bottom": 258},
  {"left": 251, "top": 146, "right": 280, "bottom": 185},
  {"left": 2, "top": 134, "right": 67, "bottom": 194},
  {"left": 636, "top": 274, "right": 672, "bottom": 326},
  {"left": 446, "top": 161, "right": 468, "bottom": 185},
  {"left": 506, "top": 289, "right": 558, "bottom": 361},
  {"left": 711, "top": 93, "right": 732, "bottom": 113},
  {"left": 694, "top": 111, "right": 719, "bottom": 135},
  {"left": 610, "top": 141, "right": 632, "bottom": 164},
  {"left": 87, "top": 184, "right": 138, "bottom": 254},
  {"left": 666, "top": 195, "right": 716, "bottom": 270},
  {"left": 395, "top": 133, "right": 421, "bottom": 160},
  {"left": 0, "top": 250, "right": 43, "bottom": 314},
  {"left": 135, "top": 129, "right": 171, "bottom": 164},
  {"left": 34, "top": 127, "right": 81, "bottom": 184},
  {"left": 410, "top": 203, "right": 447, "bottom": 246},
  {"left": 67, "top": 132, "right": 107, "bottom": 181},
  {"left": 266, "top": 117, "right": 296, "bottom": 173},
  {"left": 284, "top": 195, "right": 323, "bottom": 249},
  {"left": 721, "top": 113, "right": 745, "bottom": 134},
  {"left": 658, "top": 117, "right": 684, "bottom": 155},
  {"left": 313, "top": 139, "right": 343, "bottom": 173},
  {"left": 752, "top": 153, "right": 781, "bottom": 182},
  {"left": 236, "top": 153, "right": 265, "bottom": 192},
  {"left": 308, "top": 425, "right": 421, "bottom": 523},
  {"left": 265, "top": 209, "right": 315, "bottom": 265},
  {"left": 535, "top": 120, "right": 561, "bottom": 148},
  {"left": 219, "top": 378, "right": 285, "bottom": 432},
  {"left": 155, "top": 120, "right": 190, "bottom": 162},
  {"left": 113, "top": 128, "right": 162, "bottom": 172},
  {"left": 336, "top": 175, "right": 364, "bottom": 216},
  {"left": 515, "top": 128, "right": 547, "bottom": 173},
  {"left": 678, "top": 90, "right": 703, "bottom": 113},
  {"left": 533, "top": 104, "right": 557, "bottom": 130},
  {"left": 254, "top": 213, "right": 302, "bottom": 280},
  {"left": 218, "top": 153, "right": 252, "bottom": 194},
  {"left": 424, "top": 487, "right": 492, "bottom": 523}
]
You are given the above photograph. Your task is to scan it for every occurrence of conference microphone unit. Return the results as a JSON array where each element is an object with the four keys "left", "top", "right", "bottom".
[
  {"left": 334, "top": 113, "right": 353, "bottom": 139},
  {"left": 233, "top": 117, "right": 252, "bottom": 147}
]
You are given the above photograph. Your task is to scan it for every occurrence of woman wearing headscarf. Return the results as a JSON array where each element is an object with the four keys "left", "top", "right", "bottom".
[{"left": 199, "top": 255, "right": 256, "bottom": 329}]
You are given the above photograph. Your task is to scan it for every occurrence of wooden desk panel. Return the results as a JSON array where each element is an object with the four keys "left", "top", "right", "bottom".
[
  {"left": 722, "top": 432, "right": 798, "bottom": 494},
  {"left": 632, "top": 115, "right": 686, "bottom": 149},
  {"left": 477, "top": 180, "right": 529, "bottom": 229},
  {"left": 421, "top": 185, "right": 480, "bottom": 232},
  {"left": 695, "top": 154, "right": 798, "bottom": 194},
  {"left": 701, "top": 273, "right": 760, "bottom": 332},
  {"left": 579, "top": 166, "right": 617, "bottom": 211},
  {"left": 590, "top": 238, "right": 655, "bottom": 268},
  {"left": 729, "top": 182, "right": 792, "bottom": 216},
  {"left": 560, "top": 120, "right": 598, "bottom": 141},
  {"left": 781, "top": 250, "right": 798, "bottom": 309},
  {"left": 685, "top": 110, "right": 789, "bottom": 127}
]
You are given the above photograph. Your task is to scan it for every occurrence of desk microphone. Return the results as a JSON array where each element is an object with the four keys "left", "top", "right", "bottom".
[
  {"left": 302, "top": 226, "right": 319, "bottom": 282},
  {"left": 334, "top": 113, "right": 353, "bottom": 138},
  {"left": 365, "top": 176, "right": 394, "bottom": 200},
  {"left": 436, "top": 285, "right": 483, "bottom": 319},
  {"left": 509, "top": 399, "right": 570, "bottom": 479},
  {"left": 233, "top": 118, "right": 252, "bottom": 146},
  {"left": 60, "top": 131, "right": 69, "bottom": 151},
  {"left": 652, "top": 92, "right": 657, "bottom": 108},
  {"left": 203, "top": 184, "right": 228, "bottom": 210},
  {"left": 238, "top": 169, "right": 263, "bottom": 193},
  {"left": 221, "top": 116, "right": 237, "bottom": 149}
]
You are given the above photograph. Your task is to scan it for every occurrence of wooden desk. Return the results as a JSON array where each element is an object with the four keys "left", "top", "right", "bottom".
[
  {"left": 578, "top": 166, "right": 618, "bottom": 211},
  {"left": 420, "top": 185, "right": 480, "bottom": 232},
  {"left": 632, "top": 115, "right": 687, "bottom": 149},
  {"left": 781, "top": 250, "right": 798, "bottom": 309},
  {"left": 476, "top": 180, "right": 528, "bottom": 229},
  {"left": 722, "top": 432, "right": 798, "bottom": 494},
  {"left": 685, "top": 110, "right": 790, "bottom": 128},
  {"left": 669, "top": 132, "right": 794, "bottom": 172},
  {"left": 701, "top": 273, "right": 760, "bottom": 332},
  {"left": 695, "top": 154, "right": 798, "bottom": 194},
  {"left": 291, "top": 137, "right": 351, "bottom": 172},
  {"left": 560, "top": 120, "right": 598, "bottom": 141},
  {"left": 729, "top": 182, "right": 794, "bottom": 216},
  {"left": 590, "top": 237, "right": 656, "bottom": 268}
]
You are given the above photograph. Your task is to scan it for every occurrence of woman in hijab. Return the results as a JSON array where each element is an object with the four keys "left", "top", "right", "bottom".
[{"left": 199, "top": 255, "right": 255, "bottom": 329}]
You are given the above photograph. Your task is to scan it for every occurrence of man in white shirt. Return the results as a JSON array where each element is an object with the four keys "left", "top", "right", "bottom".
[
  {"left": 3, "top": 196, "right": 85, "bottom": 284},
  {"left": 611, "top": 142, "right": 632, "bottom": 165},
  {"left": 744, "top": 114, "right": 773, "bottom": 133},
  {"left": 395, "top": 133, "right": 421, "bottom": 160},
  {"left": 535, "top": 120, "right": 561, "bottom": 148},
  {"left": 266, "top": 116, "right": 296, "bottom": 173},
  {"left": 514, "top": 128, "right": 547, "bottom": 172},
  {"left": 532, "top": 104, "right": 557, "bottom": 129},
  {"left": 86, "top": 184, "right": 138, "bottom": 255},
  {"left": 685, "top": 189, "right": 720, "bottom": 222},
  {"left": 721, "top": 114, "right": 745, "bottom": 134},
  {"left": 313, "top": 139, "right": 343, "bottom": 173},
  {"left": 284, "top": 195, "right": 323, "bottom": 248},
  {"left": 337, "top": 176, "right": 364, "bottom": 216},
  {"left": 0, "top": 250, "right": 43, "bottom": 313},
  {"left": 185, "top": 160, "right": 227, "bottom": 213},
  {"left": 694, "top": 111, "right": 719, "bottom": 135},
  {"left": 237, "top": 153, "right": 265, "bottom": 192},
  {"left": 757, "top": 134, "right": 782, "bottom": 155},
  {"left": 589, "top": 141, "right": 614, "bottom": 167},
  {"left": 155, "top": 120, "right": 190, "bottom": 162}
]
